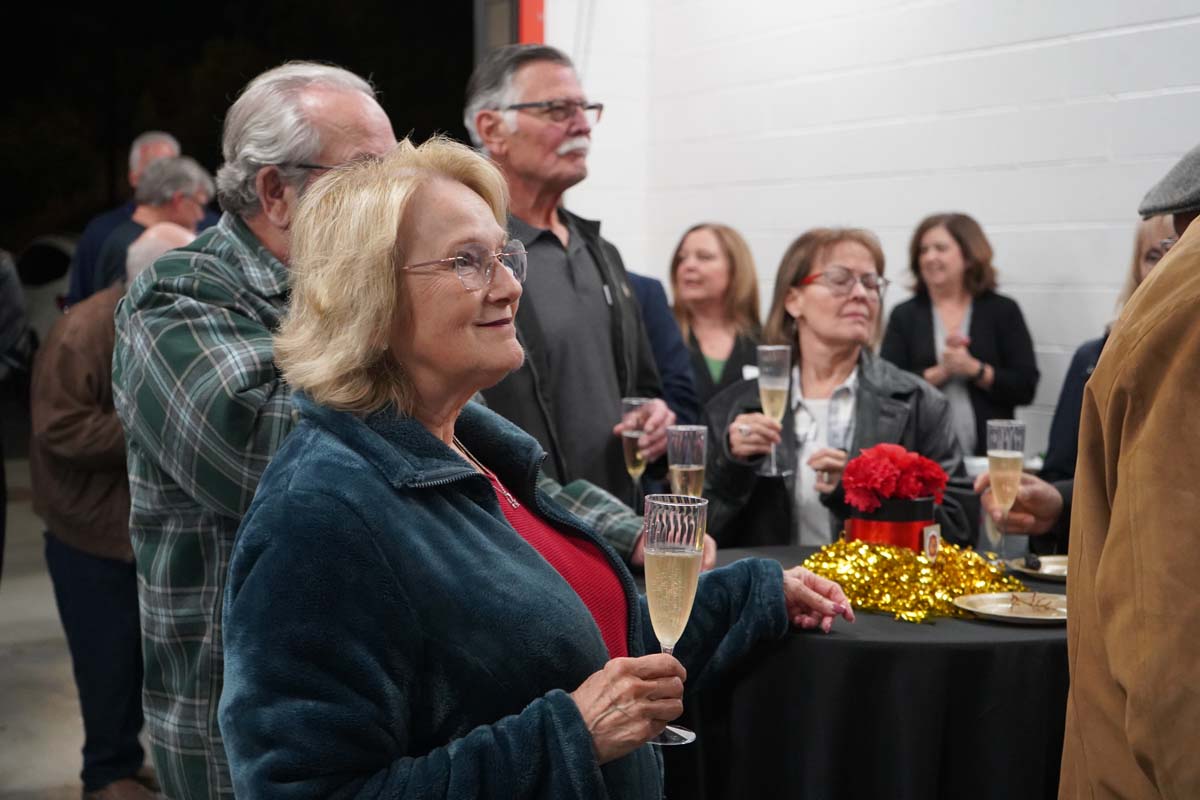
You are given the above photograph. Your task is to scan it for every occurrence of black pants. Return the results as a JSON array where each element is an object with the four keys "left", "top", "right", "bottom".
[{"left": 44, "top": 533, "right": 145, "bottom": 791}]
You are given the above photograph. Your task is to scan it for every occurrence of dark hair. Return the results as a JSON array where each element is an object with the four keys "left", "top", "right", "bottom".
[
  {"left": 463, "top": 44, "right": 575, "bottom": 147},
  {"left": 763, "top": 227, "right": 886, "bottom": 349},
  {"left": 908, "top": 213, "right": 997, "bottom": 297}
]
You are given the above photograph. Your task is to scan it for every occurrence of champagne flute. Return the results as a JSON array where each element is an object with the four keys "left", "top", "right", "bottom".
[
  {"left": 756, "top": 345, "right": 792, "bottom": 477},
  {"left": 621, "top": 397, "right": 651, "bottom": 511},
  {"left": 642, "top": 493, "right": 707, "bottom": 746},
  {"left": 986, "top": 419, "right": 1026, "bottom": 559},
  {"left": 666, "top": 425, "right": 706, "bottom": 497}
]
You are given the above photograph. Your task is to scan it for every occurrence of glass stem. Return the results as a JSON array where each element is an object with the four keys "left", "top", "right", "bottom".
[{"left": 769, "top": 442, "right": 777, "bottom": 474}]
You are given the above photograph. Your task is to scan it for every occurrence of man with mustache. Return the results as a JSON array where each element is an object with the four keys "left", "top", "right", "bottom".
[{"left": 465, "top": 44, "right": 674, "bottom": 514}]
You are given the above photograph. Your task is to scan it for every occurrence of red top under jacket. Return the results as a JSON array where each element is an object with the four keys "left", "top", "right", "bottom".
[{"left": 486, "top": 473, "right": 629, "bottom": 659}]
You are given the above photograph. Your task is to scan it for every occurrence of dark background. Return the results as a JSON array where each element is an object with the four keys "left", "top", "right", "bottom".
[{"left": 0, "top": 0, "right": 477, "bottom": 254}]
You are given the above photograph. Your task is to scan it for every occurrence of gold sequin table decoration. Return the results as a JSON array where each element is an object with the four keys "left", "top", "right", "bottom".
[{"left": 802, "top": 538, "right": 1026, "bottom": 623}]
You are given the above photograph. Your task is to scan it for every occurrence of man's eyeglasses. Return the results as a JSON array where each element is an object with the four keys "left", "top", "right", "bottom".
[
  {"left": 501, "top": 99, "right": 604, "bottom": 126},
  {"left": 799, "top": 266, "right": 889, "bottom": 300},
  {"left": 402, "top": 239, "right": 528, "bottom": 291}
]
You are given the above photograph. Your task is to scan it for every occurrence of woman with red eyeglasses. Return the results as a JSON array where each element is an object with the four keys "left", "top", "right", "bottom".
[{"left": 704, "top": 227, "right": 973, "bottom": 548}]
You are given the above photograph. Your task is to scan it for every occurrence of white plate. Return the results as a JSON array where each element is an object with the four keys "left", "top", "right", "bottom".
[
  {"left": 1007, "top": 555, "right": 1067, "bottom": 583},
  {"left": 953, "top": 592, "right": 1067, "bottom": 624}
]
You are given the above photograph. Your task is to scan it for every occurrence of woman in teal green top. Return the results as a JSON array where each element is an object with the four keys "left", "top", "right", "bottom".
[{"left": 670, "top": 223, "right": 762, "bottom": 407}]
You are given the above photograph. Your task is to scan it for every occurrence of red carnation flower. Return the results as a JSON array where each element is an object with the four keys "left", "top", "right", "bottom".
[{"left": 841, "top": 444, "right": 948, "bottom": 512}]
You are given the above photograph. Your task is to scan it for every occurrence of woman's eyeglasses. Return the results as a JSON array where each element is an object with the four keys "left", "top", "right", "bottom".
[
  {"left": 402, "top": 240, "right": 528, "bottom": 291},
  {"left": 799, "top": 266, "right": 889, "bottom": 299}
]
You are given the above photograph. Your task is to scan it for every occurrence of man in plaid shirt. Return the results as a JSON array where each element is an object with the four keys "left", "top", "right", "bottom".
[{"left": 113, "top": 61, "right": 696, "bottom": 800}]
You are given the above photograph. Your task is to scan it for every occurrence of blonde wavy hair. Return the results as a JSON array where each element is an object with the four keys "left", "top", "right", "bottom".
[
  {"left": 669, "top": 223, "right": 761, "bottom": 340},
  {"left": 275, "top": 136, "right": 509, "bottom": 414}
]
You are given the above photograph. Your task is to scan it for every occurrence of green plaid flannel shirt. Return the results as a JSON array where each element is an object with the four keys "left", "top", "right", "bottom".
[{"left": 112, "top": 214, "right": 643, "bottom": 799}]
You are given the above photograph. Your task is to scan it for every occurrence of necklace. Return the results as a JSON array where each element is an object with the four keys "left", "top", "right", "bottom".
[{"left": 453, "top": 436, "right": 519, "bottom": 508}]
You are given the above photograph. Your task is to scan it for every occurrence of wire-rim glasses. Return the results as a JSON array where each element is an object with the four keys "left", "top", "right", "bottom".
[
  {"left": 501, "top": 99, "right": 604, "bottom": 126},
  {"left": 401, "top": 239, "right": 528, "bottom": 291}
]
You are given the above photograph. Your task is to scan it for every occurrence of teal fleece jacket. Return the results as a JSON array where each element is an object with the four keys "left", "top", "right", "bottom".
[{"left": 219, "top": 394, "right": 789, "bottom": 799}]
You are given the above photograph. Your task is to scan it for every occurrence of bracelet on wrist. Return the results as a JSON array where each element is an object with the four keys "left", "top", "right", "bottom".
[{"left": 974, "top": 362, "right": 987, "bottom": 382}]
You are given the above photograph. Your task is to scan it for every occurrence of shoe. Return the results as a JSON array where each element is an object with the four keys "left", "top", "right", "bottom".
[{"left": 82, "top": 778, "right": 160, "bottom": 800}]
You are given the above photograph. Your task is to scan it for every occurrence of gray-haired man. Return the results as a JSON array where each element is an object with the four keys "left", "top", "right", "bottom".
[
  {"left": 465, "top": 44, "right": 675, "bottom": 510},
  {"left": 92, "top": 156, "right": 214, "bottom": 295},
  {"left": 113, "top": 61, "right": 397, "bottom": 799}
]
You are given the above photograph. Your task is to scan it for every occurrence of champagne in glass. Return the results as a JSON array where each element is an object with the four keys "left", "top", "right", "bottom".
[
  {"left": 986, "top": 419, "right": 1026, "bottom": 557},
  {"left": 623, "top": 431, "right": 647, "bottom": 480},
  {"left": 643, "top": 493, "right": 707, "bottom": 746},
  {"left": 758, "top": 381, "right": 789, "bottom": 422},
  {"left": 666, "top": 425, "right": 707, "bottom": 497},
  {"left": 987, "top": 451, "right": 1023, "bottom": 512},
  {"left": 621, "top": 397, "right": 652, "bottom": 510},
  {"left": 756, "top": 345, "right": 792, "bottom": 477}
]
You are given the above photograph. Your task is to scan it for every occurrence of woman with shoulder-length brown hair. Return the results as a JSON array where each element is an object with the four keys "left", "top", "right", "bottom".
[
  {"left": 881, "top": 212, "right": 1039, "bottom": 457},
  {"left": 704, "top": 227, "right": 973, "bottom": 548},
  {"left": 670, "top": 223, "right": 761, "bottom": 405},
  {"left": 216, "top": 137, "right": 853, "bottom": 800}
]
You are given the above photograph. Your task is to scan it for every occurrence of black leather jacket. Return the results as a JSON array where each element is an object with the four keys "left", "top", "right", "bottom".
[{"left": 703, "top": 350, "right": 976, "bottom": 547}]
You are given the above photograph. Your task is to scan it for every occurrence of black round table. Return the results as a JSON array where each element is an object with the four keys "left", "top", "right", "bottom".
[{"left": 660, "top": 545, "right": 1069, "bottom": 800}]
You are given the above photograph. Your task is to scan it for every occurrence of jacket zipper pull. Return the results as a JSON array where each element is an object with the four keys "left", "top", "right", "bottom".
[
  {"left": 602, "top": 284, "right": 613, "bottom": 306},
  {"left": 498, "top": 484, "right": 520, "bottom": 509}
]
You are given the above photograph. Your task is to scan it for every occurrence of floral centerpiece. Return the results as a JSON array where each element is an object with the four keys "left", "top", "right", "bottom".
[{"left": 841, "top": 443, "right": 948, "bottom": 551}]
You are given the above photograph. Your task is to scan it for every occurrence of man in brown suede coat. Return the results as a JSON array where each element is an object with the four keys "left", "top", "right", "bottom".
[{"left": 1059, "top": 143, "right": 1200, "bottom": 799}]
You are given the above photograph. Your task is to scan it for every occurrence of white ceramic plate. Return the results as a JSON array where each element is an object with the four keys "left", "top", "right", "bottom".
[
  {"left": 1007, "top": 555, "right": 1067, "bottom": 583},
  {"left": 953, "top": 591, "right": 1067, "bottom": 624}
]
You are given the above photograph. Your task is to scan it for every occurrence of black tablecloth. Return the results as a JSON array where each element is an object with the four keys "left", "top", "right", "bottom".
[{"left": 658, "top": 546, "right": 1069, "bottom": 800}]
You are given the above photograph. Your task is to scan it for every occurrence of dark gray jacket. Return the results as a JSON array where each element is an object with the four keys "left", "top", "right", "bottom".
[
  {"left": 482, "top": 209, "right": 663, "bottom": 486},
  {"left": 704, "top": 350, "right": 976, "bottom": 547}
]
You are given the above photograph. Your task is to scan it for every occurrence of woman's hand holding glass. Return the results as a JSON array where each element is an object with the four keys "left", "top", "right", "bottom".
[
  {"left": 570, "top": 653, "right": 687, "bottom": 765},
  {"left": 727, "top": 412, "right": 781, "bottom": 460},
  {"left": 783, "top": 566, "right": 855, "bottom": 632}
]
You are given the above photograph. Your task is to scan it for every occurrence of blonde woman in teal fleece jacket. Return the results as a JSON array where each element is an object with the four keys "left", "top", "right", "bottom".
[{"left": 217, "top": 138, "right": 854, "bottom": 799}]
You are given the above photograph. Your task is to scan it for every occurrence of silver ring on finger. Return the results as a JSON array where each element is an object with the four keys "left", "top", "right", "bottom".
[
  {"left": 819, "top": 470, "right": 829, "bottom": 483},
  {"left": 738, "top": 423, "right": 751, "bottom": 437}
]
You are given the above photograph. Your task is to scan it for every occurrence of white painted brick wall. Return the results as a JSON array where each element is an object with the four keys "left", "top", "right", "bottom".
[{"left": 546, "top": 0, "right": 1200, "bottom": 455}]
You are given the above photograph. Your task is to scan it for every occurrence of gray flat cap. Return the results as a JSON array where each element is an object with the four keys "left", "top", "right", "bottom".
[{"left": 1139, "top": 140, "right": 1200, "bottom": 219}]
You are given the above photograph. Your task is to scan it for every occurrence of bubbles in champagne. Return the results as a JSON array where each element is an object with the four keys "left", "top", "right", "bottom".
[
  {"left": 623, "top": 430, "right": 646, "bottom": 480},
  {"left": 669, "top": 464, "right": 705, "bottom": 497},
  {"left": 645, "top": 548, "right": 702, "bottom": 648},
  {"left": 987, "top": 449, "right": 1023, "bottom": 512}
]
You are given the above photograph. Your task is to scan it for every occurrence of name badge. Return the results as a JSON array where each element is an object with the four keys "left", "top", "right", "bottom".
[{"left": 742, "top": 365, "right": 760, "bottom": 381}]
